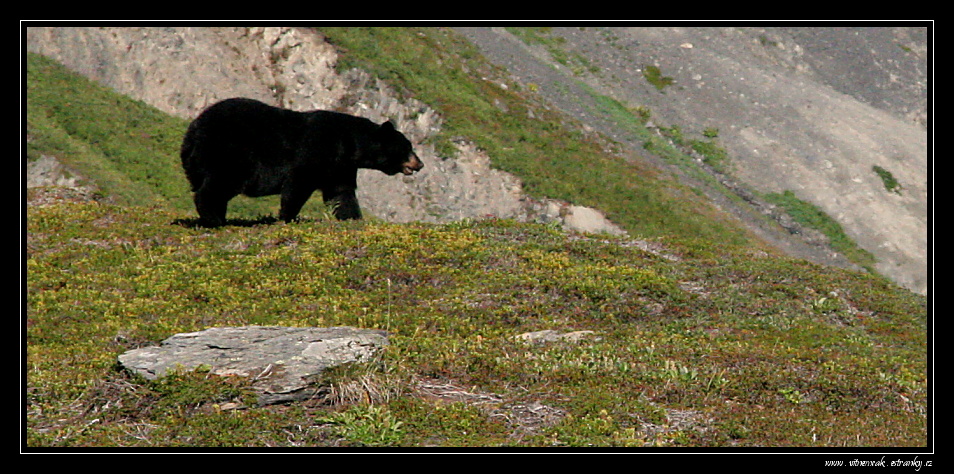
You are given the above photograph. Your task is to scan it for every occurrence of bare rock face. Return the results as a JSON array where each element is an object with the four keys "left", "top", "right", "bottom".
[
  {"left": 118, "top": 326, "right": 389, "bottom": 406},
  {"left": 27, "top": 154, "right": 82, "bottom": 188}
]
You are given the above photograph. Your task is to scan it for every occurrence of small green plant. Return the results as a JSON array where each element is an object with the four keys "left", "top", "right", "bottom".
[
  {"left": 811, "top": 296, "right": 841, "bottom": 315},
  {"left": 547, "top": 410, "right": 647, "bottom": 447},
  {"left": 778, "top": 387, "right": 805, "bottom": 405},
  {"left": 633, "top": 105, "right": 653, "bottom": 124},
  {"left": 758, "top": 35, "right": 780, "bottom": 48},
  {"left": 642, "top": 65, "right": 675, "bottom": 91},
  {"left": 147, "top": 366, "right": 251, "bottom": 409},
  {"left": 657, "top": 124, "right": 730, "bottom": 173},
  {"left": 704, "top": 369, "right": 731, "bottom": 394},
  {"left": 320, "top": 404, "right": 406, "bottom": 446},
  {"left": 660, "top": 125, "right": 685, "bottom": 144},
  {"left": 690, "top": 138, "right": 730, "bottom": 172},
  {"left": 662, "top": 359, "right": 698, "bottom": 384},
  {"left": 872, "top": 165, "right": 903, "bottom": 194}
]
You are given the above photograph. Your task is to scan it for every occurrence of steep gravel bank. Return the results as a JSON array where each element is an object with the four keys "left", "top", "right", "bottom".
[{"left": 456, "top": 26, "right": 928, "bottom": 294}]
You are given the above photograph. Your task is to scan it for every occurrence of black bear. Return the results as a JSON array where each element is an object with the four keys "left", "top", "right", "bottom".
[{"left": 180, "top": 97, "right": 423, "bottom": 226}]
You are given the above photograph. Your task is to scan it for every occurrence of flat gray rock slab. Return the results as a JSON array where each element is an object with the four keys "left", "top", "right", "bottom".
[{"left": 118, "top": 326, "right": 389, "bottom": 405}]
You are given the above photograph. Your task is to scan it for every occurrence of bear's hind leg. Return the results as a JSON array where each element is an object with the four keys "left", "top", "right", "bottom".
[{"left": 322, "top": 188, "right": 362, "bottom": 220}]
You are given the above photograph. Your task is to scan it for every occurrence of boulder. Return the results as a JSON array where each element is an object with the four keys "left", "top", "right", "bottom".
[{"left": 118, "top": 326, "right": 389, "bottom": 405}]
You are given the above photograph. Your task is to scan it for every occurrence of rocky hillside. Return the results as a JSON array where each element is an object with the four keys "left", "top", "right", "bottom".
[
  {"left": 456, "top": 26, "right": 928, "bottom": 294},
  {"left": 25, "top": 26, "right": 624, "bottom": 235},
  {"left": 25, "top": 25, "right": 928, "bottom": 293}
]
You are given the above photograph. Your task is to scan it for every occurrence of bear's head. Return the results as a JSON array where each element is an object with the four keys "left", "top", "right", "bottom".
[{"left": 371, "top": 121, "right": 424, "bottom": 176}]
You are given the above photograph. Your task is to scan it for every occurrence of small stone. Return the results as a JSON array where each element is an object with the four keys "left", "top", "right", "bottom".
[{"left": 516, "top": 329, "right": 598, "bottom": 344}]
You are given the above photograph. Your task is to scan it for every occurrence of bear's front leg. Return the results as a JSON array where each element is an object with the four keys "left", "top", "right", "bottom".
[
  {"left": 193, "top": 178, "right": 234, "bottom": 227},
  {"left": 323, "top": 187, "right": 362, "bottom": 220},
  {"left": 279, "top": 185, "right": 316, "bottom": 223}
]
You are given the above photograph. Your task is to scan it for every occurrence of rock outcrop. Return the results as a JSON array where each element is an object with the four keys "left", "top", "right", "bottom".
[{"left": 118, "top": 326, "right": 389, "bottom": 406}]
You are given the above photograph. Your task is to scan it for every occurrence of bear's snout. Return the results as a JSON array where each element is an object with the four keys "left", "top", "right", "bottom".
[{"left": 402, "top": 153, "right": 424, "bottom": 175}]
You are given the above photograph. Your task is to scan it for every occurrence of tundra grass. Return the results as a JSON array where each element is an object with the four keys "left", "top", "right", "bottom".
[{"left": 26, "top": 200, "right": 927, "bottom": 447}]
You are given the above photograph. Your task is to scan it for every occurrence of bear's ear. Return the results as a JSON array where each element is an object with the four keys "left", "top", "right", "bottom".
[{"left": 380, "top": 120, "right": 396, "bottom": 132}]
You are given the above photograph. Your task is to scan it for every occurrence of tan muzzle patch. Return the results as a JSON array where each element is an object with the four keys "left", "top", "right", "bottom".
[{"left": 402, "top": 153, "right": 423, "bottom": 175}]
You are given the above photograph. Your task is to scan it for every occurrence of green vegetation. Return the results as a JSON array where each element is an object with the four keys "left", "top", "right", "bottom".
[
  {"left": 566, "top": 80, "right": 736, "bottom": 196},
  {"left": 655, "top": 125, "right": 732, "bottom": 174},
  {"left": 25, "top": 28, "right": 927, "bottom": 448},
  {"left": 873, "top": 165, "right": 903, "bottom": 195},
  {"left": 642, "top": 65, "right": 675, "bottom": 91},
  {"left": 26, "top": 200, "right": 928, "bottom": 447},
  {"left": 505, "top": 27, "right": 600, "bottom": 76},
  {"left": 26, "top": 54, "right": 189, "bottom": 210},
  {"left": 758, "top": 35, "right": 781, "bottom": 48},
  {"left": 763, "top": 190, "right": 878, "bottom": 272}
]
